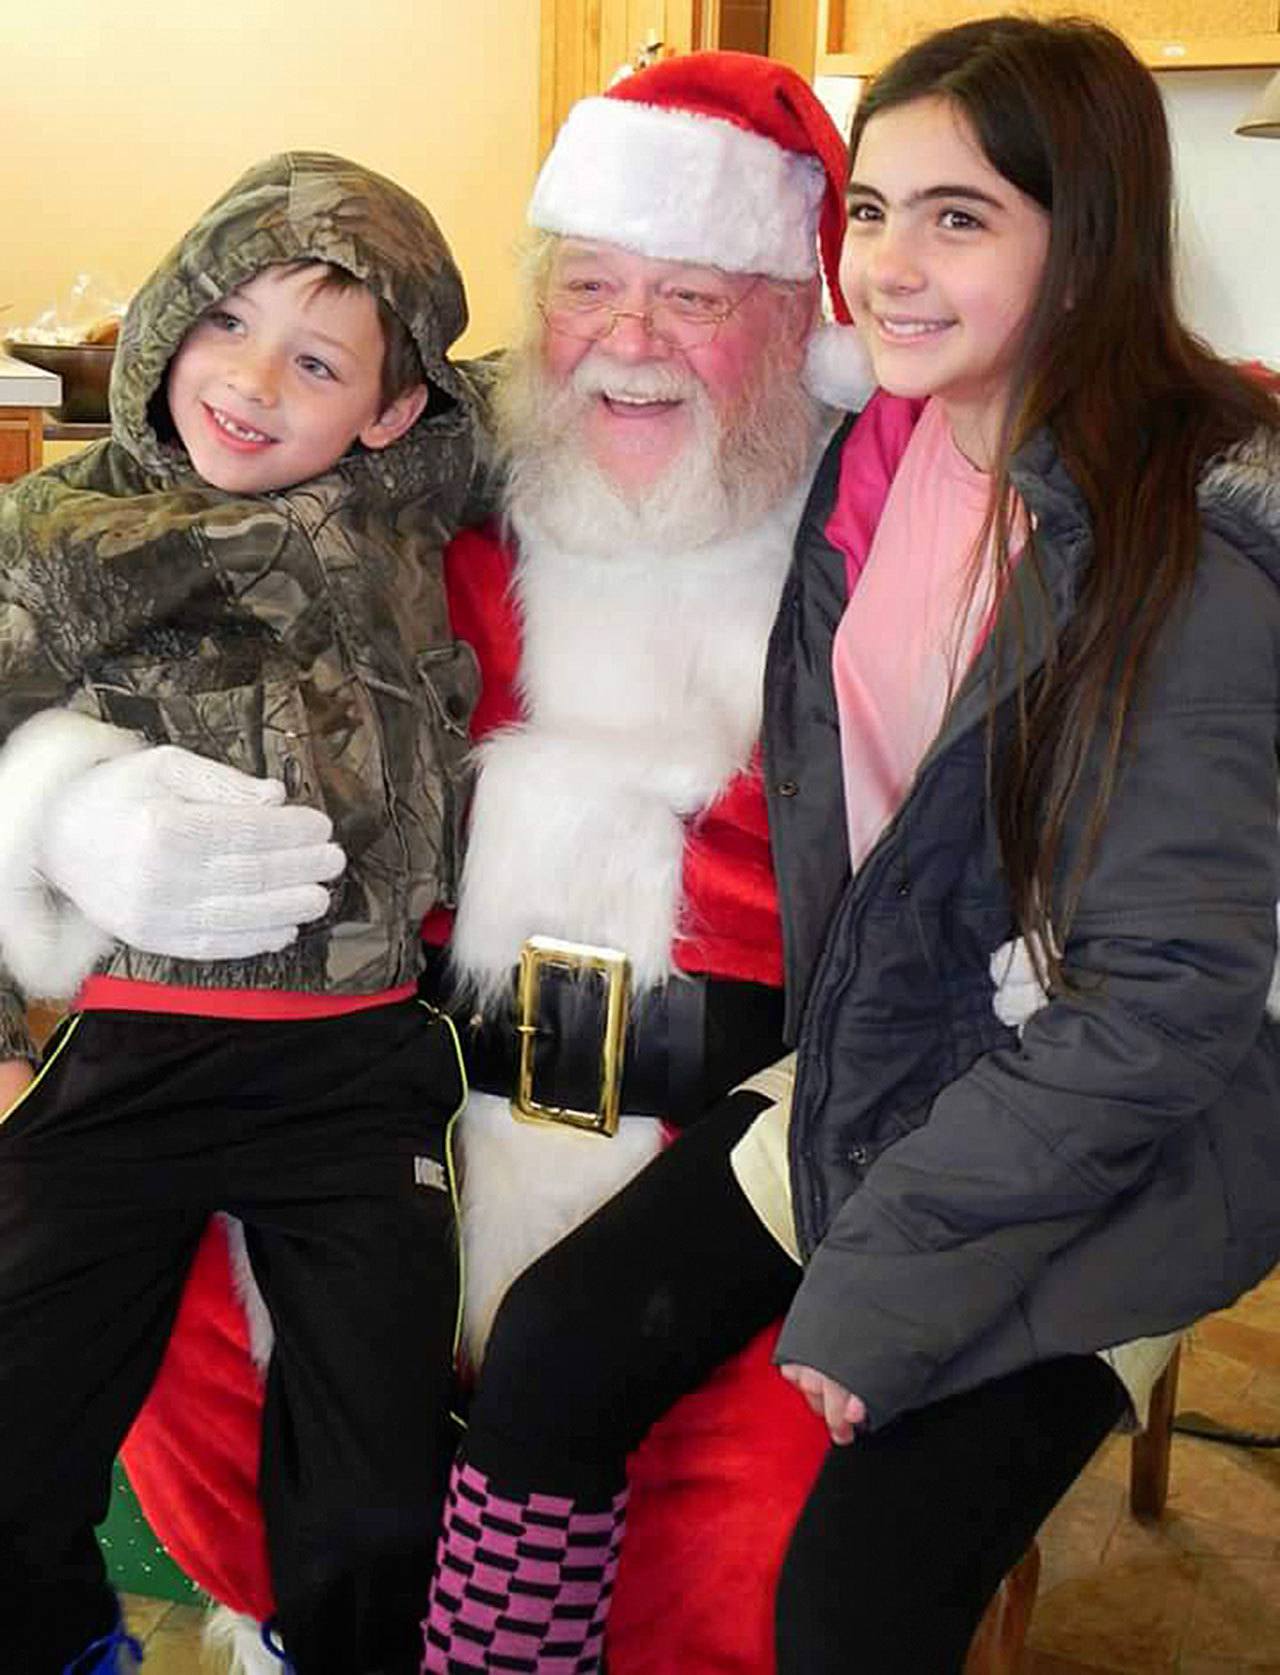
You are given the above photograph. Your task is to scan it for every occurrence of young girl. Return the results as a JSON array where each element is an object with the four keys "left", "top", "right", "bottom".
[{"left": 419, "top": 16, "right": 1280, "bottom": 1672}]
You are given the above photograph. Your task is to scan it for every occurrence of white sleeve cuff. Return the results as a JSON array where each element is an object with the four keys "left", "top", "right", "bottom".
[{"left": 0, "top": 710, "right": 145, "bottom": 998}]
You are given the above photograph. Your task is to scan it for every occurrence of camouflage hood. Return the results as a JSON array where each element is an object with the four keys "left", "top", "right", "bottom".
[{"left": 112, "top": 149, "right": 473, "bottom": 490}]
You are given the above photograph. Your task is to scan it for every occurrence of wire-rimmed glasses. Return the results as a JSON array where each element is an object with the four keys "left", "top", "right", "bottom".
[{"left": 539, "top": 274, "right": 761, "bottom": 352}]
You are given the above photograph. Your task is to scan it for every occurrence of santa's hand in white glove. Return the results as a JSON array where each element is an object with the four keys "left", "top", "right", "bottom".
[{"left": 40, "top": 745, "right": 345, "bottom": 962}]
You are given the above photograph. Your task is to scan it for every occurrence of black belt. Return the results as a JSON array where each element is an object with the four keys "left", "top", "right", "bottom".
[{"left": 419, "top": 941, "right": 785, "bottom": 1131}]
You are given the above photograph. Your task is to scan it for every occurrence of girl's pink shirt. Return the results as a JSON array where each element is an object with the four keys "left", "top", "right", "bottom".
[{"left": 828, "top": 397, "right": 1022, "bottom": 872}]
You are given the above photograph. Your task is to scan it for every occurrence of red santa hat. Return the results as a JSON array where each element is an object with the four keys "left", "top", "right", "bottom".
[{"left": 528, "top": 51, "right": 873, "bottom": 411}]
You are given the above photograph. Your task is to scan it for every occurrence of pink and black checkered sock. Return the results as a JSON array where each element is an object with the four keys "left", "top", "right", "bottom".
[{"left": 420, "top": 1459, "right": 628, "bottom": 1673}]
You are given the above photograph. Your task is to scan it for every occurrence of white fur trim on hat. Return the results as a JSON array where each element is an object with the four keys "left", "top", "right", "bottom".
[
  {"left": 529, "top": 97, "right": 825, "bottom": 280},
  {"left": 0, "top": 709, "right": 143, "bottom": 998},
  {"left": 803, "top": 321, "right": 877, "bottom": 412}
]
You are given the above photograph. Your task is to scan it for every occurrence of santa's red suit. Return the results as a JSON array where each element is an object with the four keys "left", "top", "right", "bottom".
[{"left": 120, "top": 512, "right": 829, "bottom": 1674}]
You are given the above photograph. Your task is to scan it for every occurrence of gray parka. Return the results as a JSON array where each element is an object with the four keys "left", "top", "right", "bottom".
[{"left": 766, "top": 400, "right": 1280, "bottom": 1429}]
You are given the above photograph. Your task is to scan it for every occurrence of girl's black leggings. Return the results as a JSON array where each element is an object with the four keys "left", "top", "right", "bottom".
[{"left": 465, "top": 1091, "right": 1129, "bottom": 1673}]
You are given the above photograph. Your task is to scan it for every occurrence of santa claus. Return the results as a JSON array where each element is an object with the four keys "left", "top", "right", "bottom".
[{"left": 13, "top": 53, "right": 876, "bottom": 1675}]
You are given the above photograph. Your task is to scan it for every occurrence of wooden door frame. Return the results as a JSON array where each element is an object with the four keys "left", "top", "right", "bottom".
[
  {"left": 692, "top": 0, "right": 720, "bottom": 49},
  {"left": 540, "top": 0, "right": 819, "bottom": 158}
]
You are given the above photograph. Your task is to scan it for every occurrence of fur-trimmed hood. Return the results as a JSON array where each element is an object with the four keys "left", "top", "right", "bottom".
[{"left": 1199, "top": 422, "right": 1280, "bottom": 583}]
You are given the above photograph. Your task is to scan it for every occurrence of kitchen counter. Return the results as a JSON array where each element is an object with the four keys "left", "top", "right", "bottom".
[
  {"left": 0, "top": 352, "right": 60, "bottom": 481},
  {"left": 0, "top": 350, "right": 61, "bottom": 407}
]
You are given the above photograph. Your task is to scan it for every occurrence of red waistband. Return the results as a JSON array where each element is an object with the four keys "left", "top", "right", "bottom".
[{"left": 75, "top": 975, "right": 418, "bottom": 1022}]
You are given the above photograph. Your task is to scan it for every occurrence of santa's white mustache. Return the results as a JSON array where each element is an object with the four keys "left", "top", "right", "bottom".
[{"left": 569, "top": 354, "right": 702, "bottom": 406}]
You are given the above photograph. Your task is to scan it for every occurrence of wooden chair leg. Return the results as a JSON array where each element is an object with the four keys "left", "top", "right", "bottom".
[
  {"left": 1129, "top": 1341, "right": 1181, "bottom": 1519},
  {"left": 964, "top": 1541, "right": 1041, "bottom": 1675}
]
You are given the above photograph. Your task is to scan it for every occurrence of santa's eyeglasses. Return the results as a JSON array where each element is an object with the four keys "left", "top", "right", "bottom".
[{"left": 538, "top": 276, "right": 761, "bottom": 352}]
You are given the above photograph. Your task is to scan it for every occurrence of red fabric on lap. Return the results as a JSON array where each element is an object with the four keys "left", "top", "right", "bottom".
[
  {"left": 120, "top": 1218, "right": 272, "bottom": 1622},
  {"left": 122, "top": 1230, "right": 828, "bottom": 1671},
  {"left": 613, "top": 1323, "right": 827, "bottom": 1674}
]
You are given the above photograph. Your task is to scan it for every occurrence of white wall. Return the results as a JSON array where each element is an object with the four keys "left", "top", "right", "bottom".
[
  {"left": 816, "top": 68, "right": 1280, "bottom": 366},
  {"left": 1162, "top": 70, "right": 1280, "bottom": 364}
]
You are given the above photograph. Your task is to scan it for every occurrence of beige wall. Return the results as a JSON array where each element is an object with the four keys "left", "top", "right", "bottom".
[{"left": 1, "top": 0, "right": 541, "bottom": 358}]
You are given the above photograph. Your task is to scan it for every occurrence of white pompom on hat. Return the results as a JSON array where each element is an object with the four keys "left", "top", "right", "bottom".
[{"left": 529, "top": 50, "right": 874, "bottom": 411}]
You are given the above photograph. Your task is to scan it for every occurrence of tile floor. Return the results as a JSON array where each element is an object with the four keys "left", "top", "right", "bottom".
[
  {"left": 122, "top": 1267, "right": 1280, "bottom": 1673},
  {"left": 118, "top": 1595, "right": 216, "bottom": 1673},
  {"left": 1023, "top": 1265, "right": 1280, "bottom": 1674}
]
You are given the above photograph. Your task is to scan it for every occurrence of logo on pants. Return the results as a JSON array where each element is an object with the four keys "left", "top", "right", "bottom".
[{"left": 414, "top": 1155, "right": 447, "bottom": 1192}]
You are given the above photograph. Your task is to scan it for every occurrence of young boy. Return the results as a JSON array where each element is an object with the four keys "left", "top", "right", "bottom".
[{"left": 0, "top": 152, "right": 490, "bottom": 1675}]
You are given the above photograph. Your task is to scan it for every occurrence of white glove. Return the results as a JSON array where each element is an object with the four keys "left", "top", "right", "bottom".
[
  {"left": 38, "top": 745, "right": 345, "bottom": 963},
  {"left": 990, "top": 937, "right": 1048, "bottom": 1031}
]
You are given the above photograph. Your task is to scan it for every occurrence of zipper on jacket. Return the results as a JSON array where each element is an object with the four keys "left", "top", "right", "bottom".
[
  {"left": 789, "top": 875, "right": 873, "bottom": 1255},
  {"left": 416, "top": 644, "right": 476, "bottom": 908}
]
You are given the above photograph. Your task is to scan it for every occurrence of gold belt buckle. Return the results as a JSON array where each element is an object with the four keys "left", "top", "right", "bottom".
[{"left": 513, "top": 935, "right": 631, "bottom": 1136}]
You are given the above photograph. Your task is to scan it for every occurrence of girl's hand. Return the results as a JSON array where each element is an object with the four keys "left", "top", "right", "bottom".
[
  {"left": 779, "top": 1362, "right": 868, "bottom": 1445},
  {"left": 0, "top": 1057, "right": 34, "bottom": 1116}
]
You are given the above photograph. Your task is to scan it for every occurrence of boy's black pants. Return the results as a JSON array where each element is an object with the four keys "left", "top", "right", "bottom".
[{"left": 0, "top": 999, "right": 463, "bottom": 1675}]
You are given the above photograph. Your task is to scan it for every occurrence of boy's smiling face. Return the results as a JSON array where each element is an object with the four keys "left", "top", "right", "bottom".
[{"left": 166, "top": 264, "right": 422, "bottom": 494}]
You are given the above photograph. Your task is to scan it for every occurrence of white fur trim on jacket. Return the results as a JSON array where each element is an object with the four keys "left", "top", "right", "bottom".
[
  {"left": 0, "top": 709, "right": 143, "bottom": 998},
  {"left": 449, "top": 729, "right": 688, "bottom": 1003},
  {"left": 203, "top": 1606, "right": 281, "bottom": 1675},
  {"left": 223, "top": 1215, "right": 274, "bottom": 1371},
  {"left": 529, "top": 96, "right": 825, "bottom": 280},
  {"left": 457, "top": 1090, "right": 664, "bottom": 1368},
  {"left": 804, "top": 322, "right": 876, "bottom": 412}
]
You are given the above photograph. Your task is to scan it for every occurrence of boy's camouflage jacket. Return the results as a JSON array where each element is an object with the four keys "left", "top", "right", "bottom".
[{"left": 0, "top": 151, "right": 491, "bottom": 1058}]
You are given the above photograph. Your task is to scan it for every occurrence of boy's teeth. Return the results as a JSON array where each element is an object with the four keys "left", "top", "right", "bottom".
[{"left": 214, "top": 409, "right": 271, "bottom": 441}]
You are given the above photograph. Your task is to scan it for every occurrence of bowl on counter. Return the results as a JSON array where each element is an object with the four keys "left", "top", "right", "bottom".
[{"left": 3, "top": 340, "right": 114, "bottom": 423}]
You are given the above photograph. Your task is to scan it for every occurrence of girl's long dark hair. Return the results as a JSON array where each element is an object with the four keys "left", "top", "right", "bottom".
[{"left": 850, "top": 15, "right": 1279, "bottom": 989}]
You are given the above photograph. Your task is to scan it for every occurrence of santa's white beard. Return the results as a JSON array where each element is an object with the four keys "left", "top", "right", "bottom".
[
  {"left": 496, "top": 338, "right": 822, "bottom": 556},
  {"left": 450, "top": 351, "right": 821, "bottom": 1003}
]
